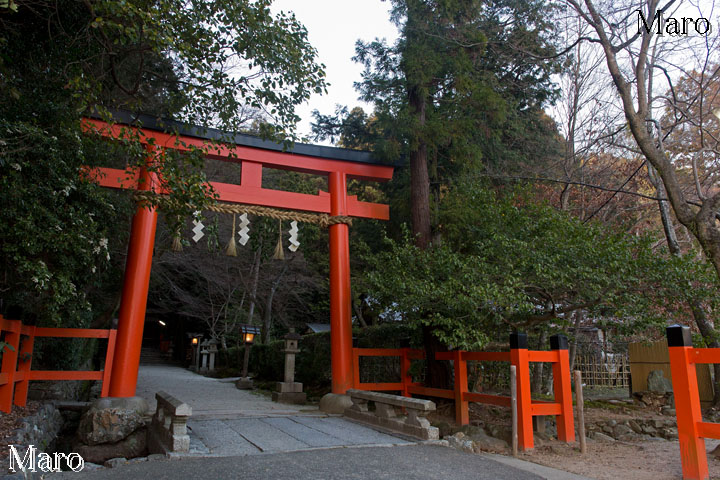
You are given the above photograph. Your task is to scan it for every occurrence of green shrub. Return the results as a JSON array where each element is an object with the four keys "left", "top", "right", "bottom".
[{"left": 218, "top": 324, "right": 418, "bottom": 389}]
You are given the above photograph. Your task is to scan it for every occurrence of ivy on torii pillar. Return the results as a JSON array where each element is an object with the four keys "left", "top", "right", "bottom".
[{"left": 83, "top": 112, "right": 394, "bottom": 398}]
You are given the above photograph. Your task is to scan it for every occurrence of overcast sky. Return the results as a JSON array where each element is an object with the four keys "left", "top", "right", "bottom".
[{"left": 271, "top": 0, "right": 399, "bottom": 141}]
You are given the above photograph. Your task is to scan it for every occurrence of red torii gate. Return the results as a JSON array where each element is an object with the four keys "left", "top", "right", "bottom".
[{"left": 83, "top": 112, "right": 394, "bottom": 398}]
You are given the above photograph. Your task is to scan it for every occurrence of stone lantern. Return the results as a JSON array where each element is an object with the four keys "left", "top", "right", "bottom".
[
  {"left": 206, "top": 338, "right": 219, "bottom": 373},
  {"left": 198, "top": 339, "right": 210, "bottom": 373},
  {"left": 188, "top": 333, "right": 202, "bottom": 372},
  {"left": 236, "top": 324, "right": 260, "bottom": 390},
  {"left": 272, "top": 328, "right": 306, "bottom": 404}
]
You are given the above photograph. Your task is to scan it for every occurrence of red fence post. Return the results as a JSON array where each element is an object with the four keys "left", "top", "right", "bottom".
[
  {"left": 352, "top": 348, "right": 360, "bottom": 390},
  {"left": 550, "top": 334, "right": 575, "bottom": 442},
  {"left": 401, "top": 348, "right": 411, "bottom": 397},
  {"left": 13, "top": 326, "right": 35, "bottom": 408},
  {"left": 0, "top": 320, "right": 21, "bottom": 413},
  {"left": 453, "top": 350, "right": 469, "bottom": 425},
  {"left": 666, "top": 325, "right": 709, "bottom": 480},
  {"left": 101, "top": 329, "right": 117, "bottom": 397},
  {"left": 510, "top": 332, "right": 533, "bottom": 450}
]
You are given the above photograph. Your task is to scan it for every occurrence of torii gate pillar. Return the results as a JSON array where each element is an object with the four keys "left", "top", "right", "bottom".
[
  {"left": 84, "top": 114, "right": 393, "bottom": 400},
  {"left": 108, "top": 147, "right": 159, "bottom": 397},
  {"left": 328, "top": 172, "right": 353, "bottom": 394}
]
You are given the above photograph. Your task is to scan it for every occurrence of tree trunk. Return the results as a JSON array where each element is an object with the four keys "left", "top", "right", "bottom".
[
  {"left": 246, "top": 247, "right": 261, "bottom": 328},
  {"left": 408, "top": 85, "right": 431, "bottom": 249},
  {"left": 569, "top": 310, "right": 584, "bottom": 372},
  {"left": 579, "top": 1, "right": 720, "bottom": 403},
  {"left": 261, "top": 262, "right": 288, "bottom": 343},
  {"left": 582, "top": 0, "right": 720, "bottom": 281},
  {"left": 405, "top": 8, "right": 442, "bottom": 386},
  {"left": 352, "top": 291, "right": 369, "bottom": 329},
  {"left": 422, "top": 324, "right": 450, "bottom": 389},
  {"left": 531, "top": 330, "right": 548, "bottom": 394},
  {"left": 650, "top": 169, "right": 720, "bottom": 404}
]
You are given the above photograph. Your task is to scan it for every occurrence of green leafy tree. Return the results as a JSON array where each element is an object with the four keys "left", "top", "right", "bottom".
[
  {"left": 0, "top": 0, "right": 327, "bottom": 332},
  {"left": 361, "top": 182, "right": 714, "bottom": 350}
]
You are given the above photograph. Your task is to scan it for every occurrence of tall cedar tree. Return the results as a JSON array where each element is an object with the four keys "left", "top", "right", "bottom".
[{"left": 316, "top": 0, "right": 561, "bottom": 386}]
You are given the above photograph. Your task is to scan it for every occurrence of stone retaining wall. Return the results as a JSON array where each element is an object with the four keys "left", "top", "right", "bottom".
[{"left": 3, "top": 403, "right": 64, "bottom": 473}]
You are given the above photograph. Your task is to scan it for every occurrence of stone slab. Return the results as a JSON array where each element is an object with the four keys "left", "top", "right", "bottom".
[
  {"left": 261, "top": 417, "right": 345, "bottom": 448},
  {"left": 272, "top": 391, "right": 307, "bottom": 405},
  {"left": 224, "top": 418, "right": 310, "bottom": 452},
  {"left": 91, "top": 396, "right": 149, "bottom": 416},
  {"left": 189, "top": 419, "right": 260, "bottom": 456},
  {"left": 276, "top": 382, "right": 303, "bottom": 393},
  {"left": 344, "top": 408, "right": 439, "bottom": 440},
  {"left": 155, "top": 391, "right": 192, "bottom": 416},
  {"left": 292, "top": 416, "right": 410, "bottom": 445},
  {"left": 346, "top": 389, "right": 435, "bottom": 411},
  {"left": 235, "top": 378, "right": 254, "bottom": 390}
]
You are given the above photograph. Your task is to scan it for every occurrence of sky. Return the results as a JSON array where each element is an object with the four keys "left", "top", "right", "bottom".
[{"left": 270, "top": 0, "right": 399, "bottom": 141}]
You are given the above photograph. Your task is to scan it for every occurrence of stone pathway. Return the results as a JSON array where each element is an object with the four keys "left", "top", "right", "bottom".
[
  {"left": 135, "top": 365, "right": 411, "bottom": 457},
  {"left": 187, "top": 416, "right": 411, "bottom": 456},
  {"left": 136, "top": 365, "right": 310, "bottom": 418},
  {"left": 49, "top": 365, "right": 592, "bottom": 479}
]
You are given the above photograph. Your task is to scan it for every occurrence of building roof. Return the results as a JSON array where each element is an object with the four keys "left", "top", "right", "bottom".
[
  {"left": 99, "top": 110, "right": 387, "bottom": 166},
  {"left": 305, "top": 323, "right": 331, "bottom": 333}
]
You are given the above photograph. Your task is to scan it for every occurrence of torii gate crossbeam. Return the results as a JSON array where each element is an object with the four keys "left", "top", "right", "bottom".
[{"left": 82, "top": 113, "right": 393, "bottom": 398}]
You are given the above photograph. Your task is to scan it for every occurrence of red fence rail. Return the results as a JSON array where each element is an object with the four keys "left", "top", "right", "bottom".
[
  {"left": 352, "top": 347, "right": 425, "bottom": 396},
  {"left": 666, "top": 325, "right": 720, "bottom": 480},
  {"left": 0, "top": 315, "right": 116, "bottom": 413},
  {"left": 352, "top": 332, "right": 575, "bottom": 451}
]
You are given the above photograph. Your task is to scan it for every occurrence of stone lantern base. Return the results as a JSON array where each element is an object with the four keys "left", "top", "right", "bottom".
[
  {"left": 235, "top": 377, "right": 254, "bottom": 390},
  {"left": 272, "top": 382, "right": 306, "bottom": 404}
]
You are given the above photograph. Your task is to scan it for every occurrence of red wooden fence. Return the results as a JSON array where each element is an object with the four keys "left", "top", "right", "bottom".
[
  {"left": 666, "top": 325, "right": 720, "bottom": 480},
  {"left": 0, "top": 315, "right": 116, "bottom": 413},
  {"left": 352, "top": 333, "right": 574, "bottom": 451}
]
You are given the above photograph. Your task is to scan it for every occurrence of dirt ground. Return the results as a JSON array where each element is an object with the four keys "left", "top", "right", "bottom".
[
  {"left": 431, "top": 394, "right": 720, "bottom": 480},
  {"left": 519, "top": 433, "right": 720, "bottom": 480}
]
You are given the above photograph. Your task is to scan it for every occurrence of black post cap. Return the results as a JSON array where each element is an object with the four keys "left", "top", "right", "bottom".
[
  {"left": 550, "top": 334, "right": 569, "bottom": 350},
  {"left": 510, "top": 332, "right": 528, "bottom": 349},
  {"left": 666, "top": 324, "right": 692, "bottom": 347}
]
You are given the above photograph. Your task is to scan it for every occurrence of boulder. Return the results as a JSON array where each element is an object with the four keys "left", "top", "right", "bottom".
[
  {"left": 470, "top": 432, "right": 509, "bottom": 453},
  {"left": 661, "top": 407, "right": 676, "bottom": 417},
  {"left": 617, "top": 432, "right": 643, "bottom": 442},
  {"left": 613, "top": 424, "right": 634, "bottom": 438},
  {"left": 628, "top": 420, "right": 643, "bottom": 434},
  {"left": 640, "top": 424, "right": 657, "bottom": 435},
  {"left": 633, "top": 390, "right": 672, "bottom": 408},
  {"left": 647, "top": 370, "right": 673, "bottom": 394},
  {"left": 319, "top": 393, "right": 352, "bottom": 414},
  {"left": 104, "top": 457, "right": 128, "bottom": 468},
  {"left": 77, "top": 407, "right": 146, "bottom": 445},
  {"left": 591, "top": 432, "right": 615, "bottom": 443},
  {"left": 711, "top": 444, "right": 720, "bottom": 459},
  {"left": 486, "top": 424, "right": 512, "bottom": 444},
  {"left": 446, "top": 432, "right": 474, "bottom": 452},
  {"left": 76, "top": 429, "right": 148, "bottom": 464}
]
